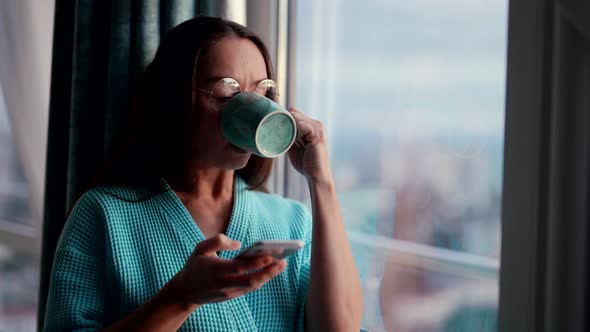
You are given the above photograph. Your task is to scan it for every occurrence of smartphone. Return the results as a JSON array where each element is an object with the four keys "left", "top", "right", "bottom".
[{"left": 235, "top": 240, "right": 304, "bottom": 260}]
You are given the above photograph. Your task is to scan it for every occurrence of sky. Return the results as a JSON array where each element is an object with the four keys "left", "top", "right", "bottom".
[{"left": 295, "top": 0, "right": 509, "bottom": 138}]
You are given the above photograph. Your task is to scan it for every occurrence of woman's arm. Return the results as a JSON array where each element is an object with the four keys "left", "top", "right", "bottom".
[
  {"left": 100, "top": 276, "right": 199, "bottom": 332},
  {"left": 286, "top": 107, "right": 363, "bottom": 331},
  {"left": 305, "top": 178, "right": 363, "bottom": 331}
]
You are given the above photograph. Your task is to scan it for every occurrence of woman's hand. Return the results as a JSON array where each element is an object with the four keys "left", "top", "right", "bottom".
[
  {"left": 171, "top": 234, "right": 287, "bottom": 306},
  {"left": 287, "top": 108, "right": 333, "bottom": 184}
]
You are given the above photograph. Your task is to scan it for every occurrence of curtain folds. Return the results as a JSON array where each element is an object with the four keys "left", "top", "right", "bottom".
[{"left": 37, "top": 1, "right": 221, "bottom": 329}]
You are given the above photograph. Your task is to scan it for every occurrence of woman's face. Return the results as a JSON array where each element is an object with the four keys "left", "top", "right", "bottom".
[{"left": 191, "top": 37, "right": 268, "bottom": 170}]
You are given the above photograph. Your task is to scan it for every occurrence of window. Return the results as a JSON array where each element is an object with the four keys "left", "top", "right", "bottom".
[
  {"left": 0, "top": 2, "right": 54, "bottom": 329},
  {"left": 289, "top": 0, "right": 507, "bottom": 330},
  {"left": 0, "top": 84, "right": 39, "bottom": 332}
]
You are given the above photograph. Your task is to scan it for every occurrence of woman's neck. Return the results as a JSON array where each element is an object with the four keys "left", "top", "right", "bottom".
[
  {"left": 166, "top": 168, "right": 236, "bottom": 238},
  {"left": 167, "top": 168, "right": 235, "bottom": 203}
]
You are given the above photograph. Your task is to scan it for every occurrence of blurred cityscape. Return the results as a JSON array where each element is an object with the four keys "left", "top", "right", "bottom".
[
  {"left": 329, "top": 131, "right": 501, "bottom": 331},
  {"left": 295, "top": 0, "right": 507, "bottom": 331}
]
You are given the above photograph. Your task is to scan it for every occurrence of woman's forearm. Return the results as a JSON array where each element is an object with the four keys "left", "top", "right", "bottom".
[
  {"left": 100, "top": 275, "right": 199, "bottom": 332},
  {"left": 305, "top": 178, "right": 363, "bottom": 331}
]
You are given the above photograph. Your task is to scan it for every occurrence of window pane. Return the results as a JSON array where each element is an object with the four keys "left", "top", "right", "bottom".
[
  {"left": 293, "top": 0, "right": 507, "bottom": 330},
  {"left": 0, "top": 244, "right": 38, "bottom": 331},
  {"left": 0, "top": 88, "right": 32, "bottom": 225},
  {"left": 0, "top": 83, "right": 38, "bottom": 331}
]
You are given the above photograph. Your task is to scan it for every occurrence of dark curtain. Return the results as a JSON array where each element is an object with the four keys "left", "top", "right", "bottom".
[
  {"left": 499, "top": 0, "right": 589, "bottom": 331},
  {"left": 38, "top": 0, "right": 220, "bottom": 329}
]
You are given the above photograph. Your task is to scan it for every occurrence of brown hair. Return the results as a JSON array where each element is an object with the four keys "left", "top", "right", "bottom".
[{"left": 89, "top": 17, "right": 274, "bottom": 198}]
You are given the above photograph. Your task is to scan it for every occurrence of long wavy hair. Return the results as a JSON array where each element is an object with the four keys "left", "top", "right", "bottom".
[{"left": 86, "top": 17, "right": 274, "bottom": 199}]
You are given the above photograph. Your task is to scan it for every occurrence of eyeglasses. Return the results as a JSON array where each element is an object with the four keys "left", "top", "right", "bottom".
[{"left": 196, "top": 77, "right": 279, "bottom": 111}]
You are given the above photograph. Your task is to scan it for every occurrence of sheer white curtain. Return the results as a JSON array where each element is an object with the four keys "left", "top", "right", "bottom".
[{"left": 0, "top": 0, "right": 55, "bottom": 225}]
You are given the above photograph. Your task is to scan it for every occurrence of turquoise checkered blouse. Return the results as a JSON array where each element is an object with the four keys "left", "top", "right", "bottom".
[{"left": 43, "top": 175, "right": 312, "bottom": 331}]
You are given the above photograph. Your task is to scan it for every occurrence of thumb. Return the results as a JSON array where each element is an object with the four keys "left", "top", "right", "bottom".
[{"left": 193, "top": 234, "right": 241, "bottom": 256}]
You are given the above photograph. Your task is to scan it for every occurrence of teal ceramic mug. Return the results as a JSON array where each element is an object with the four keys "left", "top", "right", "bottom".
[{"left": 221, "top": 92, "right": 297, "bottom": 158}]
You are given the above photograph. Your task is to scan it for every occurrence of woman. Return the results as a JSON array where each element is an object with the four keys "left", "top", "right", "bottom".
[{"left": 44, "top": 16, "right": 362, "bottom": 331}]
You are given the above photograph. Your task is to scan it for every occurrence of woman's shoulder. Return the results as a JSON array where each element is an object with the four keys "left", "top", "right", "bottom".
[
  {"left": 66, "top": 184, "right": 163, "bottom": 230},
  {"left": 74, "top": 182, "right": 165, "bottom": 211},
  {"left": 60, "top": 184, "right": 165, "bottom": 251}
]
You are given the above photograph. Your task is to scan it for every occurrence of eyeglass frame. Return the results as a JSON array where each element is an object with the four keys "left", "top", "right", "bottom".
[{"left": 195, "top": 77, "right": 280, "bottom": 111}]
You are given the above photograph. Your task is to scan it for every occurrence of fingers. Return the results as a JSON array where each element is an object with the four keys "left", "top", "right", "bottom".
[
  {"left": 221, "top": 260, "right": 288, "bottom": 291},
  {"left": 289, "top": 108, "right": 305, "bottom": 148},
  {"left": 288, "top": 107, "right": 325, "bottom": 146},
  {"left": 212, "top": 288, "right": 247, "bottom": 301},
  {"left": 193, "top": 234, "right": 241, "bottom": 257},
  {"left": 296, "top": 121, "right": 326, "bottom": 147},
  {"left": 217, "top": 255, "right": 276, "bottom": 276}
]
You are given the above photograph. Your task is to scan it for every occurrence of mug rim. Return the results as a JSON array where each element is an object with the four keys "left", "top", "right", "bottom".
[{"left": 254, "top": 110, "right": 297, "bottom": 158}]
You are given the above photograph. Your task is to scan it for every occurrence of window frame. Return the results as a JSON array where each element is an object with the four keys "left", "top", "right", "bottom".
[{"left": 498, "top": 0, "right": 554, "bottom": 330}]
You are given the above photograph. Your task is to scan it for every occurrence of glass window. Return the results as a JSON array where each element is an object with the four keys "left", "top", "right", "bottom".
[
  {"left": 0, "top": 87, "right": 32, "bottom": 225},
  {"left": 0, "top": 82, "right": 39, "bottom": 331},
  {"left": 292, "top": 0, "right": 507, "bottom": 330}
]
